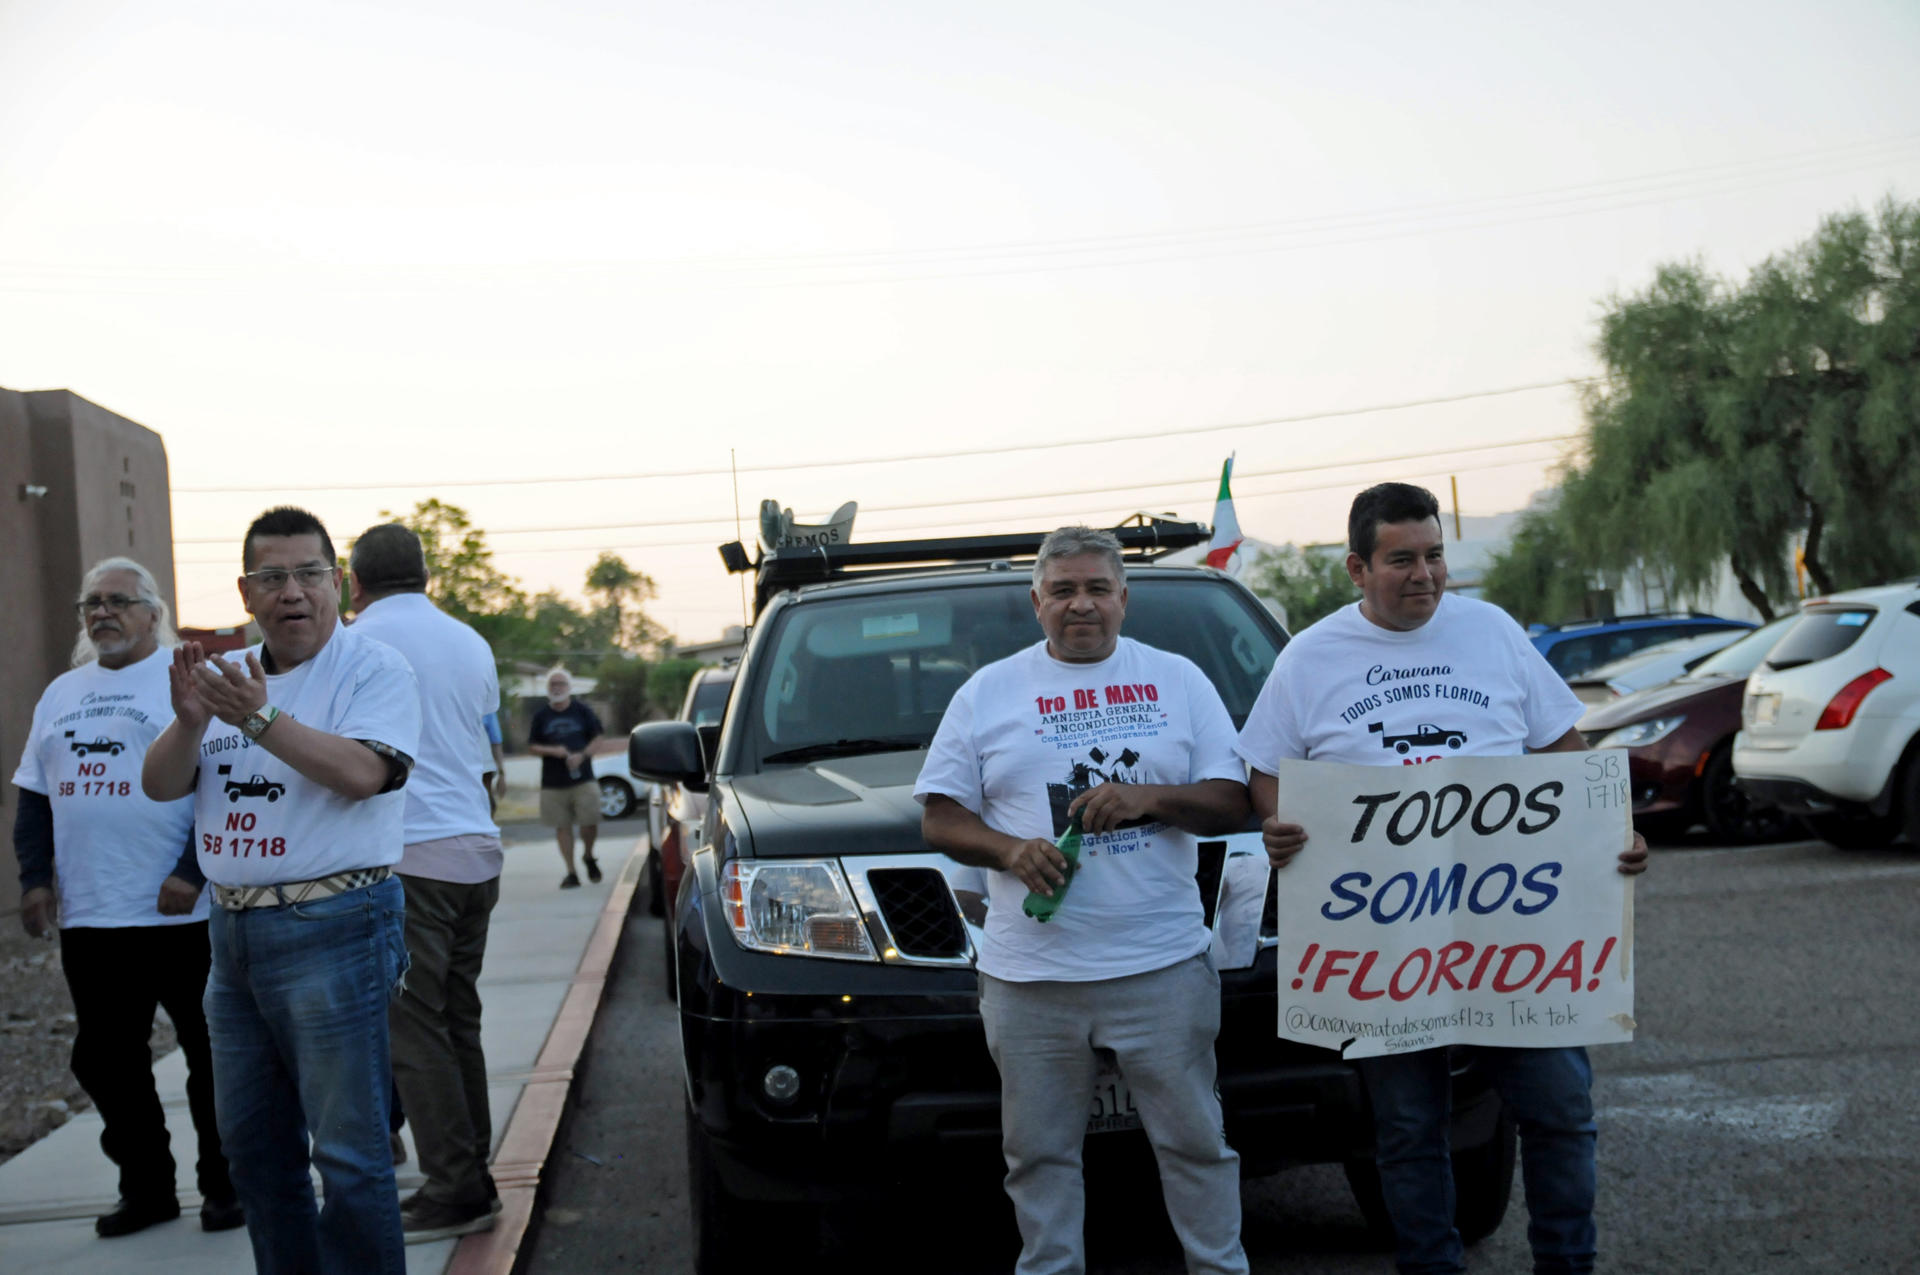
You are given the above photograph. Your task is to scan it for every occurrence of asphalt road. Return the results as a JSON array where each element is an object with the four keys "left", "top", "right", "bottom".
[{"left": 526, "top": 832, "right": 1920, "bottom": 1273}]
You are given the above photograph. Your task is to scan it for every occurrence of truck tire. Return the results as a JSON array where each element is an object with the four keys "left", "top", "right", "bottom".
[{"left": 686, "top": 1099, "right": 812, "bottom": 1274}]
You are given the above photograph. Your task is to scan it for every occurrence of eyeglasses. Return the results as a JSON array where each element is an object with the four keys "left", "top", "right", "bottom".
[
  {"left": 243, "top": 565, "right": 337, "bottom": 591},
  {"left": 76, "top": 594, "right": 145, "bottom": 616}
]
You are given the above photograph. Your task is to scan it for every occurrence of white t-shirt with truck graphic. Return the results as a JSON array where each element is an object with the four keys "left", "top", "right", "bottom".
[{"left": 191, "top": 626, "right": 421, "bottom": 887}]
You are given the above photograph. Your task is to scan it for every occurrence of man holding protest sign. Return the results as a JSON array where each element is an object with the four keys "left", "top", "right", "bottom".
[
  {"left": 918, "top": 525, "right": 1252, "bottom": 1275},
  {"left": 1237, "top": 483, "right": 1647, "bottom": 1275}
]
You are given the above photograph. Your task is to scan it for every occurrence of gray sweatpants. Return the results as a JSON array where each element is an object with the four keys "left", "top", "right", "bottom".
[{"left": 978, "top": 954, "right": 1249, "bottom": 1275}]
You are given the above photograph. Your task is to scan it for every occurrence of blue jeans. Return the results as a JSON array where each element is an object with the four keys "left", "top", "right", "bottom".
[
  {"left": 1357, "top": 1045, "right": 1597, "bottom": 1275},
  {"left": 206, "top": 876, "right": 409, "bottom": 1274}
]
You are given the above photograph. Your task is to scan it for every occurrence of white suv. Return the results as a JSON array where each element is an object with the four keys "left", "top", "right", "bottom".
[{"left": 1733, "top": 580, "right": 1920, "bottom": 848}]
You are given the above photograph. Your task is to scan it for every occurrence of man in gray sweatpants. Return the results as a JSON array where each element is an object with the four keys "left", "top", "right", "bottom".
[{"left": 916, "top": 526, "right": 1252, "bottom": 1275}]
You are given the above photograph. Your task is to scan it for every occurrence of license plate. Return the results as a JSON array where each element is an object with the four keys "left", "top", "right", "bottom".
[
  {"left": 1088, "top": 1060, "right": 1141, "bottom": 1134},
  {"left": 1752, "top": 693, "right": 1781, "bottom": 726}
]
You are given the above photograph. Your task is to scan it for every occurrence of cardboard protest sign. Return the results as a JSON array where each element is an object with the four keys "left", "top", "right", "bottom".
[{"left": 1271, "top": 751, "right": 1635, "bottom": 1058}]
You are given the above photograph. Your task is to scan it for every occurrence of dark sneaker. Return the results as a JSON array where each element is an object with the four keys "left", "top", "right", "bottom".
[
  {"left": 560, "top": 872, "right": 581, "bottom": 889},
  {"left": 200, "top": 1194, "right": 246, "bottom": 1232},
  {"left": 96, "top": 1196, "right": 180, "bottom": 1238},
  {"left": 401, "top": 1193, "right": 496, "bottom": 1241},
  {"left": 584, "top": 855, "right": 603, "bottom": 884}
]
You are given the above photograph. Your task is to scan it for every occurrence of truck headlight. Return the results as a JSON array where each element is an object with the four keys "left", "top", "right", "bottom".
[
  {"left": 1593, "top": 716, "right": 1685, "bottom": 749},
  {"left": 720, "top": 860, "right": 877, "bottom": 961}
]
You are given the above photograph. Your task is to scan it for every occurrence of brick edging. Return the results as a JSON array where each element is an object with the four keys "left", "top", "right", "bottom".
[{"left": 444, "top": 838, "right": 644, "bottom": 1275}]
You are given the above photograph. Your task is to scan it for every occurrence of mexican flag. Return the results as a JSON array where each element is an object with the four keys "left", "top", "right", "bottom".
[{"left": 1205, "top": 454, "right": 1244, "bottom": 574}]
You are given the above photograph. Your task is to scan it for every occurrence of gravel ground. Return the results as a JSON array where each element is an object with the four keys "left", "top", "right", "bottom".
[{"left": 0, "top": 923, "right": 179, "bottom": 1167}]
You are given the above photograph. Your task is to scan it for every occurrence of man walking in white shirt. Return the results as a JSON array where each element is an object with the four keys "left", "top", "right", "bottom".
[{"left": 348, "top": 522, "right": 506, "bottom": 1240}]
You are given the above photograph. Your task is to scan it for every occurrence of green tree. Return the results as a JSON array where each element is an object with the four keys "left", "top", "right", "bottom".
[
  {"left": 1479, "top": 506, "right": 1593, "bottom": 627},
  {"left": 1245, "top": 544, "right": 1356, "bottom": 632},
  {"left": 1488, "top": 198, "right": 1920, "bottom": 622},
  {"left": 381, "top": 498, "right": 528, "bottom": 627},
  {"left": 584, "top": 552, "right": 664, "bottom": 652},
  {"left": 645, "top": 657, "right": 708, "bottom": 718},
  {"left": 592, "top": 654, "right": 652, "bottom": 733}
]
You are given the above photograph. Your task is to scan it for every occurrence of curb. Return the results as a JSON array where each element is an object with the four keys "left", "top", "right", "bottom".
[{"left": 445, "top": 838, "right": 645, "bottom": 1275}]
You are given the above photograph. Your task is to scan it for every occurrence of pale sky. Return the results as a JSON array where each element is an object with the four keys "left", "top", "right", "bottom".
[{"left": 4, "top": 0, "right": 1917, "bottom": 640}]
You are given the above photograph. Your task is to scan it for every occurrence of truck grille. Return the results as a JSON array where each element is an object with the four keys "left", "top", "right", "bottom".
[{"left": 869, "top": 868, "right": 968, "bottom": 958}]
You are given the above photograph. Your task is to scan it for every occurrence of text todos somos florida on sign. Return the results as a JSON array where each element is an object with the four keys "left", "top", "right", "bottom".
[{"left": 1270, "top": 751, "right": 1636, "bottom": 1059}]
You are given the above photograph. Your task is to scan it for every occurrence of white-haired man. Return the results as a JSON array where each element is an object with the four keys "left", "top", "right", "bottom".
[
  {"left": 916, "top": 525, "right": 1253, "bottom": 1275},
  {"left": 527, "top": 667, "right": 602, "bottom": 888},
  {"left": 10, "top": 558, "right": 240, "bottom": 1237}
]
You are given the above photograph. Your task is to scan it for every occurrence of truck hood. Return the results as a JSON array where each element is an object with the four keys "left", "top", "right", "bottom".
[{"left": 722, "top": 749, "right": 931, "bottom": 859}]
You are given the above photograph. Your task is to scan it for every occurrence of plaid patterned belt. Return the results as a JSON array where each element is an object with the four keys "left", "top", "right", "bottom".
[{"left": 211, "top": 867, "right": 391, "bottom": 911}]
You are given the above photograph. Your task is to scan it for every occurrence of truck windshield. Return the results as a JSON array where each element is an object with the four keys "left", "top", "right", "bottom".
[{"left": 738, "top": 576, "right": 1286, "bottom": 768}]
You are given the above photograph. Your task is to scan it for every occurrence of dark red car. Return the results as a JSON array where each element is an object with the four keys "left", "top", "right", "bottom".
[{"left": 1578, "top": 617, "right": 1796, "bottom": 843}]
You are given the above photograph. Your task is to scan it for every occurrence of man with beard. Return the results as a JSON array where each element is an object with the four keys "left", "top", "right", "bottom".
[{"left": 11, "top": 557, "right": 240, "bottom": 1238}]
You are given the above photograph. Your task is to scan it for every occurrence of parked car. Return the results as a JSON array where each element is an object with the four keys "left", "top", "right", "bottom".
[
  {"left": 1566, "top": 629, "right": 1753, "bottom": 707},
  {"left": 1734, "top": 581, "right": 1920, "bottom": 849},
  {"left": 1578, "top": 617, "right": 1796, "bottom": 843},
  {"left": 591, "top": 750, "right": 642, "bottom": 820},
  {"left": 1529, "top": 612, "right": 1755, "bottom": 680},
  {"left": 644, "top": 665, "right": 735, "bottom": 931},
  {"left": 631, "top": 524, "right": 1518, "bottom": 1273}
]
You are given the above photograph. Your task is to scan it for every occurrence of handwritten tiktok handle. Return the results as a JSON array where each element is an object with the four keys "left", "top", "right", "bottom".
[{"left": 1022, "top": 812, "right": 1085, "bottom": 922}]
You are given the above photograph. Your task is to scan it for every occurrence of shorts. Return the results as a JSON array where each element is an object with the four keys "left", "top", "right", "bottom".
[{"left": 539, "top": 781, "right": 602, "bottom": 829}]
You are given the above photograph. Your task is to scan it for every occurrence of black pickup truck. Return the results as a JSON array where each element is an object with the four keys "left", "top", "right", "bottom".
[{"left": 631, "top": 524, "right": 1514, "bottom": 1272}]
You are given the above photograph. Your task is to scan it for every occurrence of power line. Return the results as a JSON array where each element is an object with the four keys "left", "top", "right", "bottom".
[
  {"left": 8, "top": 132, "right": 1916, "bottom": 288},
  {"left": 171, "top": 379, "right": 1593, "bottom": 495},
  {"left": 170, "top": 449, "right": 1567, "bottom": 565},
  {"left": 170, "top": 432, "right": 1573, "bottom": 544}
]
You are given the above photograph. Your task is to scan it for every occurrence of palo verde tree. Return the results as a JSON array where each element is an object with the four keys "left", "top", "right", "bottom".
[
  {"left": 1487, "top": 197, "right": 1920, "bottom": 623},
  {"left": 1245, "top": 544, "right": 1356, "bottom": 632}
]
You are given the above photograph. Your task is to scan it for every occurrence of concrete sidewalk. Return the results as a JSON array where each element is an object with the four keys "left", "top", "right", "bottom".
[{"left": 0, "top": 825, "right": 645, "bottom": 1273}]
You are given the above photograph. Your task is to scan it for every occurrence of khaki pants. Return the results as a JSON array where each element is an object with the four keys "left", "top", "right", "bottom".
[{"left": 539, "top": 780, "right": 601, "bottom": 828}]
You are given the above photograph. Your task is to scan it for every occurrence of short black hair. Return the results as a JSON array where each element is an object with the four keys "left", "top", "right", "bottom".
[
  {"left": 1348, "top": 483, "right": 1442, "bottom": 563},
  {"left": 243, "top": 506, "right": 336, "bottom": 570},
  {"left": 349, "top": 523, "right": 428, "bottom": 594}
]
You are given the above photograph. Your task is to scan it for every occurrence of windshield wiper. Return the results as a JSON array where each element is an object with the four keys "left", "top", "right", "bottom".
[{"left": 762, "top": 736, "right": 928, "bottom": 765}]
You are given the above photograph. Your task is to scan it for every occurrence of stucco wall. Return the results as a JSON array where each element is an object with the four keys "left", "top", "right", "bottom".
[{"left": 0, "top": 388, "right": 175, "bottom": 918}]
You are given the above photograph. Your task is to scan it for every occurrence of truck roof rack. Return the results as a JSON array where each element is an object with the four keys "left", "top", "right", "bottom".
[{"left": 720, "top": 516, "right": 1210, "bottom": 614}]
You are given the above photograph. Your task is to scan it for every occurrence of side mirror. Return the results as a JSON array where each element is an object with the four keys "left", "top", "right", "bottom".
[
  {"left": 629, "top": 721, "right": 704, "bottom": 788},
  {"left": 681, "top": 724, "right": 722, "bottom": 794}
]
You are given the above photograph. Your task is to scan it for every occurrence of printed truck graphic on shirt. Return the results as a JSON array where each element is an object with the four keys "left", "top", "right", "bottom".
[
  {"left": 217, "top": 764, "right": 285, "bottom": 803},
  {"left": 1369, "top": 720, "right": 1468, "bottom": 754},
  {"left": 64, "top": 731, "right": 124, "bottom": 756}
]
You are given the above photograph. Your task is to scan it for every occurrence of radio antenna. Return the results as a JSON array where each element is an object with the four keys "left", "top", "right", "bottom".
[{"left": 731, "top": 448, "right": 748, "bottom": 624}]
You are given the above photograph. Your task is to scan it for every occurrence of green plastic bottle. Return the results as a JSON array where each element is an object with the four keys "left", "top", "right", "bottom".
[{"left": 1021, "top": 810, "right": 1085, "bottom": 922}]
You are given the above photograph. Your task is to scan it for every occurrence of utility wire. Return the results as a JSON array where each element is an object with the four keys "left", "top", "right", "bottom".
[
  {"left": 171, "top": 448, "right": 1563, "bottom": 564},
  {"left": 8, "top": 131, "right": 1916, "bottom": 286},
  {"left": 170, "top": 433, "right": 1573, "bottom": 544},
  {"left": 172, "top": 379, "right": 1593, "bottom": 495}
]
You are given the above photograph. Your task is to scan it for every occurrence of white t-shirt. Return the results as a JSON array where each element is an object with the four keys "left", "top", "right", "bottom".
[
  {"left": 915, "top": 637, "right": 1244, "bottom": 983},
  {"left": 1235, "top": 596, "right": 1582, "bottom": 773},
  {"left": 349, "top": 593, "right": 502, "bottom": 876},
  {"left": 11, "top": 648, "right": 206, "bottom": 928},
  {"left": 191, "top": 625, "right": 421, "bottom": 886}
]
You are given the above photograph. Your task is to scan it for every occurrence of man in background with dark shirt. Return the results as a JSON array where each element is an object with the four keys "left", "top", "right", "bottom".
[{"left": 527, "top": 667, "right": 602, "bottom": 888}]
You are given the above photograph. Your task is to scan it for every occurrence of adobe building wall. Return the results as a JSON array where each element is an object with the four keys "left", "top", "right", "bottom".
[{"left": 0, "top": 388, "right": 176, "bottom": 918}]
